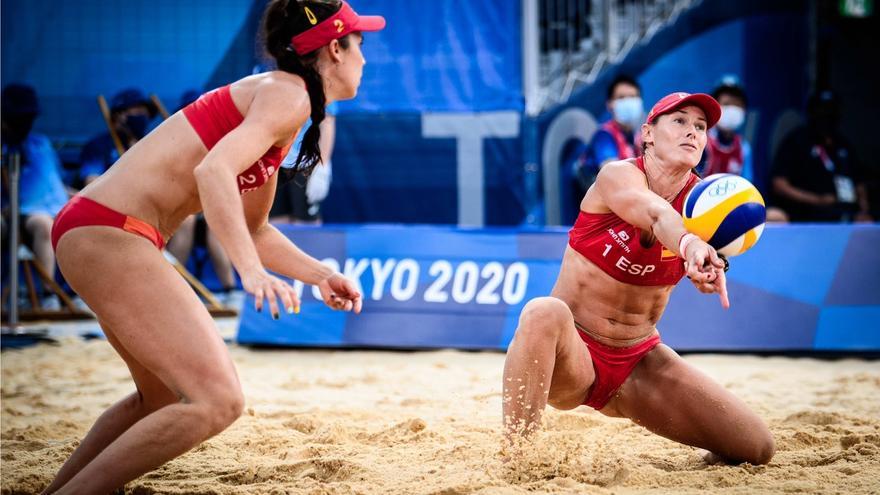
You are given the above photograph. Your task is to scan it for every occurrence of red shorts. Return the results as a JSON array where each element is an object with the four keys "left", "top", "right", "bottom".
[
  {"left": 577, "top": 325, "right": 661, "bottom": 410},
  {"left": 51, "top": 196, "right": 166, "bottom": 252}
]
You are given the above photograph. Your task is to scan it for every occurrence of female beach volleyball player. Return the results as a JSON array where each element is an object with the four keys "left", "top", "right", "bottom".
[
  {"left": 44, "top": 1, "right": 383, "bottom": 492},
  {"left": 503, "top": 93, "right": 775, "bottom": 465}
]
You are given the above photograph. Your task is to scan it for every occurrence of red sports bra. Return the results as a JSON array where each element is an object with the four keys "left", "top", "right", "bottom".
[
  {"left": 183, "top": 85, "right": 292, "bottom": 194},
  {"left": 568, "top": 157, "right": 699, "bottom": 286}
]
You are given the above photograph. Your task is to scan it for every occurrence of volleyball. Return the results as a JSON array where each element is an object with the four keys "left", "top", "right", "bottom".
[{"left": 682, "top": 174, "right": 766, "bottom": 257}]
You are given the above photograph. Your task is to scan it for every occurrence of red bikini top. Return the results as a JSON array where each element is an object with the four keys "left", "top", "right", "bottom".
[
  {"left": 183, "top": 85, "right": 292, "bottom": 194},
  {"left": 568, "top": 157, "right": 699, "bottom": 286}
]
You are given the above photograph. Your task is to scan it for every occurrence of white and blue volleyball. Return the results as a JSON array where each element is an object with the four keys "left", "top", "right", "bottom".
[{"left": 683, "top": 174, "right": 766, "bottom": 257}]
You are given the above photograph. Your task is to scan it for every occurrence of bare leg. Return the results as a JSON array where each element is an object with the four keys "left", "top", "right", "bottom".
[
  {"left": 606, "top": 344, "right": 775, "bottom": 465},
  {"left": 41, "top": 330, "right": 177, "bottom": 494},
  {"left": 502, "top": 297, "right": 595, "bottom": 441},
  {"left": 49, "top": 228, "right": 244, "bottom": 494},
  {"left": 206, "top": 229, "right": 235, "bottom": 289},
  {"left": 25, "top": 214, "right": 57, "bottom": 279},
  {"left": 56, "top": 401, "right": 240, "bottom": 494}
]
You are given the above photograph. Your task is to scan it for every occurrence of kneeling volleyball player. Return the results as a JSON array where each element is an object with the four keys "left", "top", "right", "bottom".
[{"left": 502, "top": 92, "right": 774, "bottom": 465}]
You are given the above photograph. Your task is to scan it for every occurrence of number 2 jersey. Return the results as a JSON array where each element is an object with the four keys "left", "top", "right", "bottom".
[
  {"left": 568, "top": 156, "right": 699, "bottom": 286},
  {"left": 182, "top": 85, "right": 292, "bottom": 195}
]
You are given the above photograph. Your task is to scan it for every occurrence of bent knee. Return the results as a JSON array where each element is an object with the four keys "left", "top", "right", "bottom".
[
  {"left": 132, "top": 388, "right": 178, "bottom": 415},
  {"left": 731, "top": 429, "right": 775, "bottom": 465},
  {"left": 749, "top": 432, "right": 776, "bottom": 465},
  {"left": 198, "top": 386, "right": 245, "bottom": 435},
  {"left": 516, "top": 297, "right": 572, "bottom": 339}
]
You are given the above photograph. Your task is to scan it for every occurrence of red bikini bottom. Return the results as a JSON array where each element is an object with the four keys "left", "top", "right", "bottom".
[
  {"left": 576, "top": 324, "right": 661, "bottom": 410},
  {"left": 52, "top": 196, "right": 165, "bottom": 251}
]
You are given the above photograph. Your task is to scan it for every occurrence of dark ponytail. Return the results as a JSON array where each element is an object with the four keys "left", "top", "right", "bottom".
[{"left": 261, "top": 0, "right": 347, "bottom": 178}]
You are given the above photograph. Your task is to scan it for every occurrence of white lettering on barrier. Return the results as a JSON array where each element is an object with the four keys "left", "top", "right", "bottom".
[
  {"left": 452, "top": 261, "right": 480, "bottom": 303},
  {"left": 370, "top": 258, "right": 396, "bottom": 300},
  {"left": 391, "top": 259, "right": 420, "bottom": 301},
  {"left": 502, "top": 262, "right": 529, "bottom": 304},
  {"left": 425, "top": 260, "right": 453, "bottom": 303},
  {"left": 476, "top": 262, "right": 504, "bottom": 304},
  {"left": 289, "top": 258, "right": 531, "bottom": 306},
  {"left": 343, "top": 258, "right": 369, "bottom": 296}
]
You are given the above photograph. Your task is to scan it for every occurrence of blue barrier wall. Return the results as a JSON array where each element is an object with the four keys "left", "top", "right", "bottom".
[{"left": 238, "top": 224, "right": 880, "bottom": 352}]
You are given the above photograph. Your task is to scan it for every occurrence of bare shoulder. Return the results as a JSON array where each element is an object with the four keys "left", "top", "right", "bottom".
[
  {"left": 581, "top": 160, "right": 637, "bottom": 212},
  {"left": 596, "top": 158, "right": 644, "bottom": 187},
  {"left": 252, "top": 73, "right": 310, "bottom": 115},
  {"left": 257, "top": 71, "right": 308, "bottom": 97},
  {"left": 237, "top": 72, "right": 311, "bottom": 140}
]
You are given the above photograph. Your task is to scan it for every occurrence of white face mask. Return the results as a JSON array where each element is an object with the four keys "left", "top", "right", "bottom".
[
  {"left": 717, "top": 105, "right": 745, "bottom": 131},
  {"left": 611, "top": 97, "right": 644, "bottom": 129}
]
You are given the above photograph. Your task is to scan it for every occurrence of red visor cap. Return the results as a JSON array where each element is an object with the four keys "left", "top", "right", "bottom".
[
  {"left": 645, "top": 92, "right": 722, "bottom": 129},
  {"left": 291, "top": 1, "right": 386, "bottom": 56}
]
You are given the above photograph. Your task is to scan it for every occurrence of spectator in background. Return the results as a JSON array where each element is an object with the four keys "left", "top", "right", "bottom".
[
  {"left": 165, "top": 89, "right": 241, "bottom": 307},
  {"left": 1, "top": 84, "right": 70, "bottom": 309},
  {"left": 704, "top": 76, "right": 787, "bottom": 222},
  {"left": 270, "top": 101, "right": 337, "bottom": 224},
  {"left": 572, "top": 75, "right": 643, "bottom": 198},
  {"left": 771, "top": 90, "right": 872, "bottom": 222},
  {"left": 79, "top": 88, "right": 157, "bottom": 186},
  {"left": 704, "top": 75, "right": 753, "bottom": 181}
]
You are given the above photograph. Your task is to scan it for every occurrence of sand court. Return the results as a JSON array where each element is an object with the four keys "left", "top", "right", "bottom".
[{"left": 2, "top": 339, "right": 879, "bottom": 494}]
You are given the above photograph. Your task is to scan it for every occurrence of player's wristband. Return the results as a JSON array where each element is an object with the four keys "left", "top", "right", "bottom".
[{"left": 678, "top": 233, "right": 699, "bottom": 259}]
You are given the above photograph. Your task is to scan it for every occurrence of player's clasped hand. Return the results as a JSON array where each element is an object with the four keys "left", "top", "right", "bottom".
[
  {"left": 318, "top": 272, "right": 363, "bottom": 314},
  {"left": 241, "top": 268, "right": 301, "bottom": 319},
  {"left": 683, "top": 239, "right": 730, "bottom": 310}
]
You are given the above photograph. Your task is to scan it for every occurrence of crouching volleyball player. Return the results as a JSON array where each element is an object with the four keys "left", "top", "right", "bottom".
[
  {"left": 502, "top": 92, "right": 774, "bottom": 465},
  {"left": 44, "top": 1, "right": 383, "bottom": 492}
]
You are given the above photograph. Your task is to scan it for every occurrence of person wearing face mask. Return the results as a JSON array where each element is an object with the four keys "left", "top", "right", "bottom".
[
  {"left": 770, "top": 90, "right": 872, "bottom": 222},
  {"left": 1, "top": 84, "right": 71, "bottom": 310},
  {"left": 78, "top": 88, "right": 158, "bottom": 186},
  {"left": 703, "top": 76, "right": 752, "bottom": 181},
  {"left": 573, "top": 75, "right": 644, "bottom": 199}
]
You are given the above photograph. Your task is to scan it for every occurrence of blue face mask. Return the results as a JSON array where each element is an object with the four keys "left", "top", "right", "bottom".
[
  {"left": 611, "top": 97, "right": 644, "bottom": 129},
  {"left": 124, "top": 114, "right": 151, "bottom": 139}
]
